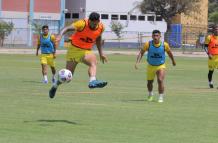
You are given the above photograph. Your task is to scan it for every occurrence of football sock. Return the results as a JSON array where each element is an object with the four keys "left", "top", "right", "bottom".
[
  {"left": 148, "top": 91, "right": 153, "bottom": 96},
  {"left": 208, "top": 70, "right": 214, "bottom": 82},
  {"left": 43, "top": 75, "right": 48, "bottom": 81},
  {"left": 89, "top": 76, "right": 96, "bottom": 82}
]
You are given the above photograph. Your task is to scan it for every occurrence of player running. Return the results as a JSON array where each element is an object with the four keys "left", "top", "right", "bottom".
[{"left": 135, "top": 30, "right": 176, "bottom": 102}]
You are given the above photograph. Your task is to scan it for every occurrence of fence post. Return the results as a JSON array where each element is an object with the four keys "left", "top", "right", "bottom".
[{"left": 28, "top": 0, "right": 34, "bottom": 48}]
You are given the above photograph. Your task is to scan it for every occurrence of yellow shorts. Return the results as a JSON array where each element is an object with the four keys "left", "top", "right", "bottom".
[
  {"left": 66, "top": 43, "right": 92, "bottom": 63},
  {"left": 208, "top": 55, "right": 218, "bottom": 70},
  {"left": 147, "top": 64, "right": 166, "bottom": 80},
  {"left": 40, "top": 54, "right": 55, "bottom": 67}
]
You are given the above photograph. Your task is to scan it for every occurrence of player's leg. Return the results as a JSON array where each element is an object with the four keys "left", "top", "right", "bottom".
[
  {"left": 156, "top": 69, "right": 165, "bottom": 102},
  {"left": 147, "top": 80, "right": 154, "bottom": 101},
  {"left": 40, "top": 55, "right": 49, "bottom": 83},
  {"left": 41, "top": 64, "right": 48, "bottom": 83},
  {"left": 208, "top": 58, "right": 214, "bottom": 88},
  {"left": 50, "top": 66, "right": 56, "bottom": 84},
  {"left": 208, "top": 70, "right": 214, "bottom": 88},
  {"left": 147, "top": 65, "right": 155, "bottom": 101},
  {"left": 82, "top": 53, "right": 107, "bottom": 88},
  {"left": 49, "top": 60, "right": 78, "bottom": 98},
  {"left": 48, "top": 55, "right": 56, "bottom": 84}
]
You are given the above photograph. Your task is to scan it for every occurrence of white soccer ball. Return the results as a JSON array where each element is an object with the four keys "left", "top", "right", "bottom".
[{"left": 58, "top": 69, "right": 72, "bottom": 83}]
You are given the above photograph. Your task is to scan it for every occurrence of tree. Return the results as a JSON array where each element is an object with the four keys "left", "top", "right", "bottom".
[
  {"left": 110, "top": 21, "right": 125, "bottom": 48},
  {"left": 32, "top": 22, "right": 43, "bottom": 35},
  {"left": 0, "top": 20, "right": 14, "bottom": 47},
  {"left": 139, "top": 0, "right": 201, "bottom": 33},
  {"left": 209, "top": 12, "right": 218, "bottom": 24}
]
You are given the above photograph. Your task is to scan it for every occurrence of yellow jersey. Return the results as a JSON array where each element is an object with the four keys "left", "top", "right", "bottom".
[{"left": 143, "top": 41, "right": 170, "bottom": 52}]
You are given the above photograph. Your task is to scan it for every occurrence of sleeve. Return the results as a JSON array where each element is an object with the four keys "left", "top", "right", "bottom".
[
  {"left": 164, "top": 42, "right": 170, "bottom": 52},
  {"left": 72, "top": 20, "right": 86, "bottom": 31},
  {"left": 142, "top": 42, "right": 149, "bottom": 51},
  {"left": 50, "top": 34, "right": 56, "bottom": 42},
  {"left": 204, "top": 35, "right": 211, "bottom": 45}
]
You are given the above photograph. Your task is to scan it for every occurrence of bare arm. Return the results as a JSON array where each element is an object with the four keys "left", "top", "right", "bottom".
[
  {"left": 135, "top": 49, "right": 145, "bottom": 69},
  {"left": 166, "top": 50, "right": 176, "bottom": 66},
  {"left": 204, "top": 44, "right": 212, "bottom": 59},
  {"left": 56, "top": 25, "right": 75, "bottom": 42},
  {"left": 36, "top": 36, "right": 40, "bottom": 56},
  {"left": 96, "top": 36, "right": 108, "bottom": 63}
]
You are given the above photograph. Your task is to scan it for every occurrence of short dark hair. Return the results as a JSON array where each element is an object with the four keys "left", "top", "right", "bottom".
[
  {"left": 89, "top": 12, "right": 100, "bottom": 21},
  {"left": 42, "top": 25, "right": 49, "bottom": 30},
  {"left": 152, "top": 30, "right": 161, "bottom": 35}
]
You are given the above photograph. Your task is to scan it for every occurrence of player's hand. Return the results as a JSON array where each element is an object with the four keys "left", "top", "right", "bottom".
[
  {"left": 208, "top": 54, "right": 213, "bottom": 59},
  {"left": 100, "top": 54, "right": 108, "bottom": 64},
  {"left": 55, "top": 35, "right": 62, "bottom": 43},
  {"left": 53, "top": 53, "right": 56, "bottom": 59}
]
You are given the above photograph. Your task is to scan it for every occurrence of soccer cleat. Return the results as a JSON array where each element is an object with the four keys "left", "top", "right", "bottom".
[
  {"left": 209, "top": 84, "right": 214, "bottom": 88},
  {"left": 147, "top": 95, "right": 154, "bottom": 101},
  {"left": 49, "top": 86, "right": 57, "bottom": 98},
  {"left": 52, "top": 78, "right": 56, "bottom": 84},
  {"left": 88, "top": 80, "right": 107, "bottom": 89},
  {"left": 158, "top": 96, "right": 164, "bottom": 103}
]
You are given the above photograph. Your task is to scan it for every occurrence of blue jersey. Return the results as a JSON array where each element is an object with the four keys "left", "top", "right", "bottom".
[
  {"left": 40, "top": 34, "right": 54, "bottom": 54},
  {"left": 147, "top": 41, "right": 165, "bottom": 66}
]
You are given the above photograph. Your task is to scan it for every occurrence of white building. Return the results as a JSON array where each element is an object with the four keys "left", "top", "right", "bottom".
[{"left": 65, "top": 0, "right": 167, "bottom": 48}]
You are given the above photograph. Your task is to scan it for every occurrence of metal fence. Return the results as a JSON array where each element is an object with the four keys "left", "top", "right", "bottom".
[{"left": 0, "top": 26, "right": 206, "bottom": 53}]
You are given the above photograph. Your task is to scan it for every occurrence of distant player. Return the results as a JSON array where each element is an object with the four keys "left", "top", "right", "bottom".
[
  {"left": 204, "top": 24, "right": 218, "bottom": 88},
  {"left": 49, "top": 12, "right": 108, "bottom": 98},
  {"left": 36, "top": 25, "right": 57, "bottom": 84},
  {"left": 135, "top": 30, "right": 176, "bottom": 102}
]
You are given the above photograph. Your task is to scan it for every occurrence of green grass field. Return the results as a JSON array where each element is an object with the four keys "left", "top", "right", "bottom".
[{"left": 0, "top": 54, "right": 218, "bottom": 143}]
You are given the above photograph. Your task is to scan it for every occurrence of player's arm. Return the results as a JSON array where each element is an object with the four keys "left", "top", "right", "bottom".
[
  {"left": 51, "top": 34, "right": 57, "bottom": 58},
  {"left": 135, "top": 42, "right": 149, "bottom": 69},
  {"left": 165, "top": 42, "right": 176, "bottom": 66},
  {"left": 56, "top": 25, "right": 75, "bottom": 43},
  {"left": 204, "top": 35, "right": 212, "bottom": 59},
  {"left": 96, "top": 35, "right": 108, "bottom": 64},
  {"left": 36, "top": 35, "right": 40, "bottom": 56}
]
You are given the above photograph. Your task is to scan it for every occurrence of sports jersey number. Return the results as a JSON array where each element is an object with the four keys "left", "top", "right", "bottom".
[{"left": 80, "top": 37, "right": 94, "bottom": 43}]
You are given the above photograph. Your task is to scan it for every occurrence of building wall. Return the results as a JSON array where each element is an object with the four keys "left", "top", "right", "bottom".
[
  {"left": 0, "top": 0, "right": 62, "bottom": 46},
  {"left": 172, "top": 0, "right": 208, "bottom": 33},
  {"left": 2, "top": 0, "right": 29, "bottom": 12}
]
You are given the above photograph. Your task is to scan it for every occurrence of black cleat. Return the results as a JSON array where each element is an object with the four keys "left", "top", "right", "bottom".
[
  {"left": 49, "top": 86, "right": 57, "bottom": 98},
  {"left": 209, "top": 84, "right": 214, "bottom": 88}
]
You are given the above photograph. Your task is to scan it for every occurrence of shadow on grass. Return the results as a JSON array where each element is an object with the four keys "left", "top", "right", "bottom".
[
  {"left": 122, "top": 99, "right": 146, "bottom": 102},
  {"left": 24, "top": 119, "right": 77, "bottom": 125},
  {"left": 22, "top": 80, "right": 42, "bottom": 84}
]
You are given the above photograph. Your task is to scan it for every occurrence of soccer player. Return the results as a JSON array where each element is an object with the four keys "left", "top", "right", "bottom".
[
  {"left": 204, "top": 24, "right": 218, "bottom": 88},
  {"left": 36, "top": 25, "right": 57, "bottom": 84},
  {"left": 135, "top": 30, "right": 176, "bottom": 102},
  {"left": 49, "top": 12, "right": 108, "bottom": 98}
]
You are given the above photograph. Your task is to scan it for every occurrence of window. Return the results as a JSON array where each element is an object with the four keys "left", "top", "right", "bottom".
[
  {"left": 72, "top": 13, "right": 79, "bottom": 19},
  {"left": 111, "top": 14, "right": 119, "bottom": 20},
  {"left": 120, "top": 15, "right": 127, "bottom": 20},
  {"left": 156, "top": 15, "right": 163, "bottom": 21},
  {"left": 101, "top": 14, "right": 109, "bottom": 19},
  {"left": 65, "top": 13, "right": 71, "bottom": 19},
  {"left": 147, "top": 16, "right": 155, "bottom": 21},
  {"left": 138, "top": 15, "right": 145, "bottom": 21},
  {"left": 130, "top": 15, "right": 137, "bottom": 20}
]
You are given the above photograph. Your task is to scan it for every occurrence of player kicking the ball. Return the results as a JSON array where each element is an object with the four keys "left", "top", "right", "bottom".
[{"left": 49, "top": 12, "right": 108, "bottom": 98}]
